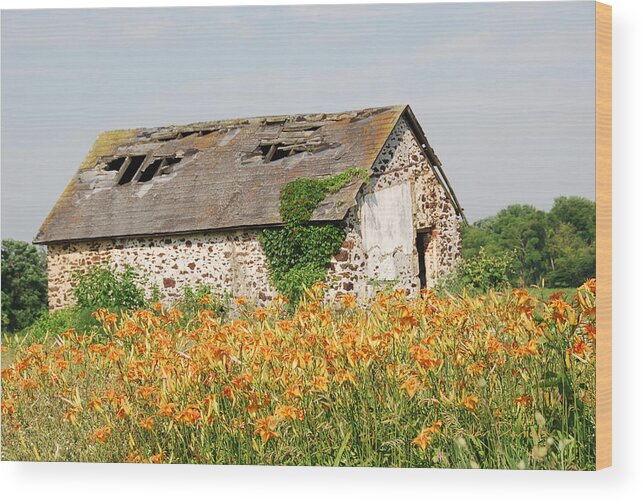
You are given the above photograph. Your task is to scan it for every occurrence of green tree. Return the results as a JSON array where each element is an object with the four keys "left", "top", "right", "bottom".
[
  {"left": 462, "top": 204, "right": 548, "bottom": 285},
  {"left": 546, "top": 223, "right": 596, "bottom": 287},
  {"left": 439, "top": 248, "right": 515, "bottom": 293},
  {"left": 461, "top": 197, "right": 596, "bottom": 288},
  {"left": 548, "top": 196, "right": 596, "bottom": 244},
  {"left": 545, "top": 197, "right": 596, "bottom": 286},
  {"left": 1, "top": 239, "right": 48, "bottom": 332}
]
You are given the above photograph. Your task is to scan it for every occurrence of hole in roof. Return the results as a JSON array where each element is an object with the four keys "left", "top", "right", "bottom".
[
  {"left": 150, "top": 129, "right": 219, "bottom": 143},
  {"left": 271, "top": 147, "right": 291, "bottom": 161},
  {"left": 258, "top": 145, "right": 272, "bottom": 156},
  {"left": 164, "top": 129, "right": 217, "bottom": 140},
  {"left": 136, "top": 157, "right": 182, "bottom": 183},
  {"left": 161, "top": 157, "right": 181, "bottom": 172},
  {"left": 118, "top": 155, "right": 146, "bottom": 185},
  {"left": 137, "top": 158, "right": 163, "bottom": 183},
  {"left": 260, "top": 143, "right": 293, "bottom": 162},
  {"left": 104, "top": 157, "right": 126, "bottom": 172}
]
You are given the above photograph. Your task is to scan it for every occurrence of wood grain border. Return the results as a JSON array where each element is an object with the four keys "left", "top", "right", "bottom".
[{"left": 596, "top": 1, "right": 612, "bottom": 471}]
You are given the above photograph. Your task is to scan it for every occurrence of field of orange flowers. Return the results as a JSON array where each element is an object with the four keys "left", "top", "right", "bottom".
[{"left": 1, "top": 281, "right": 597, "bottom": 469}]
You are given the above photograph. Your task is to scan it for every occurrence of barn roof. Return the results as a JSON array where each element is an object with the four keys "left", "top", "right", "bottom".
[{"left": 34, "top": 104, "right": 458, "bottom": 244}]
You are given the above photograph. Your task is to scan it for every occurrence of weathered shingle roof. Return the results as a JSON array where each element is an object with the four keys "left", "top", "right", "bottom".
[{"left": 34, "top": 105, "right": 450, "bottom": 244}]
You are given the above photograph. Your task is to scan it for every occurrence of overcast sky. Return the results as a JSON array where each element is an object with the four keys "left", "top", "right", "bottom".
[{"left": 1, "top": 2, "right": 596, "bottom": 242}]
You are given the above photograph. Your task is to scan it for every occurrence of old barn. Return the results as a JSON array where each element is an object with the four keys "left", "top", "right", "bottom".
[{"left": 35, "top": 105, "right": 464, "bottom": 309}]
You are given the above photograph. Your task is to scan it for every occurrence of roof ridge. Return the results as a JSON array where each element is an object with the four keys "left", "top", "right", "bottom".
[{"left": 101, "top": 105, "right": 408, "bottom": 136}]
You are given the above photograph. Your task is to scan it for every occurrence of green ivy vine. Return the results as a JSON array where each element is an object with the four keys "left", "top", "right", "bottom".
[{"left": 259, "top": 167, "right": 368, "bottom": 305}]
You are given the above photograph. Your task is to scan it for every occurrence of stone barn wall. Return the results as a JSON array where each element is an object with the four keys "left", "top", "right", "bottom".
[
  {"left": 324, "top": 117, "right": 461, "bottom": 298},
  {"left": 46, "top": 117, "right": 460, "bottom": 310},
  {"left": 46, "top": 231, "right": 277, "bottom": 310}
]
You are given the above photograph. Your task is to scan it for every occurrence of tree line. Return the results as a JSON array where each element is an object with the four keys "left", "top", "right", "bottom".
[{"left": 460, "top": 196, "right": 596, "bottom": 288}]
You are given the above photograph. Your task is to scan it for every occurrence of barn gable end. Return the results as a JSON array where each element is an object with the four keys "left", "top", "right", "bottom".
[{"left": 326, "top": 115, "right": 461, "bottom": 298}]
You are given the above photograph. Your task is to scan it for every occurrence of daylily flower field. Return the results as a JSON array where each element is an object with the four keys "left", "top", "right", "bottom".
[{"left": 1, "top": 281, "right": 597, "bottom": 469}]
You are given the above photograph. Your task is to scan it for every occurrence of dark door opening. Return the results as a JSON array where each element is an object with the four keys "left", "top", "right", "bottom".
[{"left": 416, "top": 230, "right": 431, "bottom": 289}]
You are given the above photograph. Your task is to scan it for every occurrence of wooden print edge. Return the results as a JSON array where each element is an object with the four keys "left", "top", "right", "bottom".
[{"left": 595, "top": 1, "right": 612, "bottom": 470}]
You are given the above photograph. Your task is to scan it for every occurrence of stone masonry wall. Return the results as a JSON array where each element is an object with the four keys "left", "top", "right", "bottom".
[
  {"left": 362, "top": 117, "right": 461, "bottom": 289},
  {"left": 332, "top": 115, "right": 461, "bottom": 296},
  {"left": 46, "top": 117, "right": 460, "bottom": 309},
  {"left": 314, "top": 117, "right": 460, "bottom": 299},
  {"left": 46, "top": 231, "right": 277, "bottom": 310}
]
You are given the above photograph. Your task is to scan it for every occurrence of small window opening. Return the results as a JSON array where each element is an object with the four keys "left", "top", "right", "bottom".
[
  {"left": 118, "top": 155, "right": 146, "bottom": 185},
  {"left": 105, "top": 157, "right": 126, "bottom": 172}
]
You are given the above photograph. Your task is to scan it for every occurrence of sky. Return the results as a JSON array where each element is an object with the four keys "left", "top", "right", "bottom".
[{"left": 1, "top": 1, "right": 596, "bottom": 242}]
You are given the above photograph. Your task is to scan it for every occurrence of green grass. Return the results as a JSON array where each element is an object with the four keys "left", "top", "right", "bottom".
[{"left": 526, "top": 287, "right": 577, "bottom": 302}]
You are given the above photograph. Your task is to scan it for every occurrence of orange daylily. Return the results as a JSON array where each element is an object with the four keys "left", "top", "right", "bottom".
[
  {"left": 176, "top": 404, "right": 202, "bottom": 425},
  {"left": 275, "top": 404, "right": 302, "bottom": 421},
  {"left": 514, "top": 395, "right": 533, "bottom": 408},
  {"left": 412, "top": 420, "right": 443, "bottom": 450},
  {"left": 1, "top": 277, "right": 597, "bottom": 467},
  {"left": 139, "top": 416, "right": 155, "bottom": 430},
  {"left": 89, "top": 425, "right": 112, "bottom": 443},
  {"left": 401, "top": 377, "right": 421, "bottom": 398},
  {"left": 339, "top": 294, "right": 357, "bottom": 309},
  {"left": 312, "top": 375, "right": 329, "bottom": 392},
  {"left": 157, "top": 403, "right": 177, "bottom": 417},
  {"left": 254, "top": 415, "right": 280, "bottom": 444},
  {"left": 462, "top": 394, "right": 479, "bottom": 411}
]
